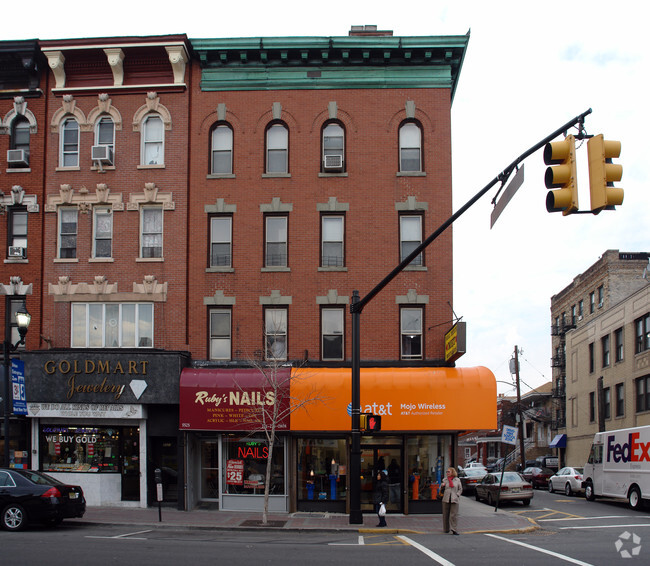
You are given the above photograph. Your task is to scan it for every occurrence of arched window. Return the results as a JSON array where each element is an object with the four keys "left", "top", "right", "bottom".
[
  {"left": 211, "top": 123, "right": 233, "bottom": 175},
  {"left": 322, "top": 122, "right": 345, "bottom": 172},
  {"left": 399, "top": 121, "right": 422, "bottom": 172},
  {"left": 141, "top": 114, "right": 164, "bottom": 165},
  {"left": 95, "top": 116, "right": 115, "bottom": 150},
  {"left": 9, "top": 117, "right": 30, "bottom": 167},
  {"left": 60, "top": 118, "right": 80, "bottom": 167},
  {"left": 266, "top": 122, "right": 288, "bottom": 174}
]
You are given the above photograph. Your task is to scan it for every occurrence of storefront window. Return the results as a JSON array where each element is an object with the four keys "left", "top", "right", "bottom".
[
  {"left": 40, "top": 426, "right": 123, "bottom": 472},
  {"left": 222, "top": 435, "right": 284, "bottom": 495},
  {"left": 406, "top": 435, "right": 452, "bottom": 501},
  {"left": 297, "top": 438, "right": 347, "bottom": 502},
  {"left": 201, "top": 440, "right": 219, "bottom": 499}
]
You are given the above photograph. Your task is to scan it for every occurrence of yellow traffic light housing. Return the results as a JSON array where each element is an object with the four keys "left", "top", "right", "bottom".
[
  {"left": 544, "top": 134, "right": 579, "bottom": 215},
  {"left": 360, "top": 413, "right": 368, "bottom": 431},
  {"left": 587, "top": 134, "right": 623, "bottom": 214}
]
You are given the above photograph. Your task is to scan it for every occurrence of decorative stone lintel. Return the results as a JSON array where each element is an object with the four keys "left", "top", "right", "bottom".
[
  {"left": 316, "top": 290, "right": 349, "bottom": 305},
  {"left": 259, "top": 290, "right": 292, "bottom": 305},
  {"left": 395, "top": 195, "right": 428, "bottom": 211},
  {"left": 316, "top": 197, "right": 349, "bottom": 212},
  {"left": 395, "top": 289, "right": 429, "bottom": 304},
  {"left": 127, "top": 183, "right": 175, "bottom": 211},
  {"left": 0, "top": 187, "right": 39, "bottom": 213},
  {"left": 0, "top": 276, "right": 33, "bottom": 296},
  {"left": 203, "top": 290, "right": 236, "bottom": 306},
  {"left": 45, "top": 184, "right": 123, "bottom": 213},
  {"left": 260, "top": 197, "right": 292, "bottom": 213},
  {"left": 205, "top": 198, "right": 236, "bottom": 214},
  {"left": 48, "top": 275, "right": 118, "bottom": 296}
]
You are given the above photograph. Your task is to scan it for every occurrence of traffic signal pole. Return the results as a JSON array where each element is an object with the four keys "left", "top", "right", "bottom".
[{"left": 347, "top": 108, "right": 593, "bottom": 524}]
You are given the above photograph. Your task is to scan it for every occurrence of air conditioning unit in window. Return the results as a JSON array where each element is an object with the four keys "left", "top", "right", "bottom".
[
  {"left": 7, "top": 149, "right": 29, "bottom": 166},
  {"left": 324, "top": 154, "right": 343, "bottom": 170},
  {"left": 8, "top": 246, "right": 25, "bottom": 258},
  {"left": 91, "top": 145, "right": 114, "bottom": 165}
]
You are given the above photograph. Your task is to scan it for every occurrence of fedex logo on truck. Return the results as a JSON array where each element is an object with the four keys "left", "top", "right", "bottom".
[{"left": 606, "top": 432, "right": 650, "bottom": 463}]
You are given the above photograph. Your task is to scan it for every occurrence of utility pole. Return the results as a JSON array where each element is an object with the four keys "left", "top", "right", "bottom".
[{"left": 514, "top": 346, "right": 526, "bottom": 471}]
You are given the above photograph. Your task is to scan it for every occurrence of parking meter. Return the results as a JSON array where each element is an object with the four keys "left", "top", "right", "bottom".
[{"left": 154, "top": 468, "right": 163, "bottom": 502}]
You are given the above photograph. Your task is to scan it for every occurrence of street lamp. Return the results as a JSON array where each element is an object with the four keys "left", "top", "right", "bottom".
[{"left": 3, "top": 301, "right": 30, "bottom": 467}]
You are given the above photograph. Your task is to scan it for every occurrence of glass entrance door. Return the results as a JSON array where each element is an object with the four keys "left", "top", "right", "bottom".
[
  {"left": 121, "top": 427, "right": 140, "bottom": 501},
  {"left": 360, "top": 446, "right": 402, "bottom": 512}
]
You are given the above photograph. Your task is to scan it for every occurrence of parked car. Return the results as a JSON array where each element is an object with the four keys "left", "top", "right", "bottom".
[
  {"left": 458, "top": 467, "right": 487, "bottom": 495},
  {"left": 486, "top": 458, "right": 505, "bottom": 473},
  {"left": 465, "top": 462, "right": 488, "bottom": 472},
  {"left": 548, "top": 466, "right": 585, "bottom": 496},
  {"left": 0, "top": 468, "right": 86, "bottom": 531},
  {"left": 475, "top": 472, "right": 533, "bottom": 506},
  {"left": 522, "top": 466, "right": 554, "bottom": 489}
]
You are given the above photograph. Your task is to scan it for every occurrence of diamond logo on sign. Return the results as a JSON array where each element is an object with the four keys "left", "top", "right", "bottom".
[
  {"left": 129, "top": 379, "right": 148, "bottom": 400},
  {"left": 501, "top": 425, "right": 518, "bottom": 446}
]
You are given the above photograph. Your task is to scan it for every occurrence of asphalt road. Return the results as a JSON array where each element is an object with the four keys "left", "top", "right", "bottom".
[{"left": 2, "top": 491, "right": 649, "bottom": 566}]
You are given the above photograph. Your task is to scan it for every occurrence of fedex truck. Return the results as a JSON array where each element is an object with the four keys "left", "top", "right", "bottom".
[{"left": 582, "top": 425, "right": 650, "bottom": 509}]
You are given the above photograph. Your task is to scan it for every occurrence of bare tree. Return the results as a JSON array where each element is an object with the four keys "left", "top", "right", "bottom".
[{"left": 237, "top": 341, "right": 327, "bottom": 525}]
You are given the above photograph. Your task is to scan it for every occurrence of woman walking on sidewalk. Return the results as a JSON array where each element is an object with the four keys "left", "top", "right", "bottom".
[
  {"left": 440, "top": 467, "right": 462, "bottom": 535},
  {"left": 373, "top": 470, "right": 389, "bottom": 527}
]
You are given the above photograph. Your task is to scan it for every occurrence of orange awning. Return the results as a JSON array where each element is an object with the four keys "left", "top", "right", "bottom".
[{"left": 290, "top": 366, "right": 496, "bottom": 432}]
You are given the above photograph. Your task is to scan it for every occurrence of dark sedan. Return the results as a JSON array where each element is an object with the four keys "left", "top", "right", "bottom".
[
  {"left": 458, "top": 467, "right": 487, "bottom": 494},
  {"left": 0, "top": 468, "right": 86, "bottom": 531},
  {"left": 521, "top": 466, "right": 554, "bottom": 489}
]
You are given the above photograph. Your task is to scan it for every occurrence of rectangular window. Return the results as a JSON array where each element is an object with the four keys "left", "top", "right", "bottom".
[
  {"left": 400, "top": 215, "right": 422, "bottom": 266},
  {"left": 636, "top": 375, "right": 650, "bottom": 413},
  {"left": 8, "top": 208, "right": 27, "bottom": 253},
  {"left": 71, "top": 303, "right": 153, "bottom": 348},
  {"left": 399, "top": 122, "right": 422, "bottom": 172},
  {"left": 142, "top": 115, "right": 164, "bottom": 165},
  {"left": 321, "top": 215, "right": 344, "bottom": 267},
  {"left": 597, "top": 285, "right": 604, "bottom": 307},
  {"left": 141, "top": 207, "right": 163, "bottom": 258},
  {"left": 401, "top": 307, "right": 423, "bottom": 360},
  {"left": 571, "top": 305, "right": 577, "bottom": 325},
  {"left": 635, "top": 313, "right": 650, "bottom": 353},
  {"left": 615, "top": 383, "right": 625, "bottom": 417},
  {"left": 589, "top": 342, "right": 595, "bottom": 373},
  {"left": 578, "top": 300, "right": 584, "bottom": 318},
  {"left": 614, "top": 327, "right": 623, "bottom": 362},
  {"left": 266, "top": 124, "right": 288, "bottom": 173},
  {"left": 322, "top": 308, "right": 344, "bottom": 361},
  {"left": 210, "top": 309, "right": 231, "bottom": 360},
  {"left": 210, "top": 216, "right": 232, "bottom": 267},
  {"left": 589, "top": 292, "right": 595, "bottom": 313},
  {"left": 93, "top": 208, "right": 113, "bottom": 258},
  {"left": 58, "top": 208, "right": 78, "bottom": 259},
  {"left": 603, "top": 387, "right": 611, "bottom": 420},
  {"left": 589, "top": 391, "right": 596, "bottom": 423},
  {"left": 265, "top": 216, "right": 287, "bottom": 267},
  {"left": 211, "top": 125, "right": 233, "bottom": 175},
  {"left": 601, "top": 335, "right": 610, "bottom": 368},
  {"left": 265, "top": 307, "right": 287, "bottom": 361},
  {"left": 61, "top": 119, "right": 79, "bottom": 167}
]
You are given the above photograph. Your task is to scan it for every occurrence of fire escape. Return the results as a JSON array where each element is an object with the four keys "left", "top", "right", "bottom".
[{"left": 551, "top": 315, "right": 575, "bottom": 430}]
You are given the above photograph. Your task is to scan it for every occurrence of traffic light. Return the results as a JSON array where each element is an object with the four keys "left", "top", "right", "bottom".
[
  {"left": 587, "top": 134, "right": 623, "bottom": 214},
  {"left": 360, "top": 413, "right": 381, "bottom": 432},
  {"left": 367, "top": 414, "right": 381, "bottom": 432},
  {"left": 544, "top": 134, "right": 578, "bottom": 215}
]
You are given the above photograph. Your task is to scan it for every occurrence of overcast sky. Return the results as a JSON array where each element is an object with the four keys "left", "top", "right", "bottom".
[{"left": 10, "top": 1, "right": 648, "bottom": 395}]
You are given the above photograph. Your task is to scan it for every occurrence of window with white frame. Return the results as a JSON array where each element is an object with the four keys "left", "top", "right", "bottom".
[
  {"left": 142, "top": 114, "right": 164, "bottom": 165},
  {"left": 140, "top": 206, "right": 163, "bottom": 258},
  {"left": 265, "top": 215, "right": 287, "bottom": 267},
  {"left": 211, "top": 124, "right": 233, "bottom": 175},
  {"left": 322, "top": 308, "right": 344, "bottom": 361},
  {"left": 8, "top": 207, "right": 27, "bottom": 255},
  {"left": 399, "top": 121, "right": 422, "bottom": 172},
  {"left": 265, "top": 307, "right": 287, "bottom": 361},
  {"left": 10, "top": 116, "right": 30, "bottom": 167},
  {"left": 71, "top": 303, "right": 153, "bottom": 348},
  {"left": 400, "top": 214, "right": 423, "bottom": 266},
  {"left": 210, "top": 216, "right": 232, "bottom": 267},
  {"left": 321, "top": 215, "right": 344, "bottom": 267},
  {"left": 210, "top": 309, "right": 231, "bottom": 360},
  {"left": 95, "top": 116, "right": 115, "bottom": 153},
  {"left": 401, "top": 307, "right": 423, "bottom": 360},
  {"left": 93, "top": 208, "right": 113, "bottom": 258},
  {"left": 7, "top": 297, "right": 28, "bottom": 349},
  {"left": 60, "top": 118, "right": 80, "bottom": 167},
  {"left": 266, "top": 123, "right": 288, "bottom": 174},
  {"left": 58, "top": 208, "right": 78, "bottom": 259},
  {"left": 322, "top": 122, "right": 344, "bottom": 171}
]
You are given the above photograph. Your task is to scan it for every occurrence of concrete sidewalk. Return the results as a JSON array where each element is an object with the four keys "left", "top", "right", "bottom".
[{"left": 71, "top": 497, "right": 538, "bottom": 535}]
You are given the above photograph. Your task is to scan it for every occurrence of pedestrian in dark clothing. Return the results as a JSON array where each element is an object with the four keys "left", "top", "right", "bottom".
[{"left": 373, "top": 470, "right": 389, "bottom": 527}]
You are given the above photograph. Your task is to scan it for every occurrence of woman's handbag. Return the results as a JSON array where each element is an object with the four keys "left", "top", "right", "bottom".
[
  {"left": 378, "top": 503, "right": 386, "bottom": 516},
  {"left": 437, "top": 484, "right": 445, "bottom": 500}
]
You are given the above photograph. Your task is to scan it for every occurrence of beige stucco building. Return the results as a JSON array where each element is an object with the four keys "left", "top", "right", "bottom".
[{"left": 550, "top": 250, "right": 650, "bottom": 467}]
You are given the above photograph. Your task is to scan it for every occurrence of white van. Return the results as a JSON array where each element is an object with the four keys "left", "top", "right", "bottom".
[{"left": 583, "top": 424, "right": 650, "bottom": 509}]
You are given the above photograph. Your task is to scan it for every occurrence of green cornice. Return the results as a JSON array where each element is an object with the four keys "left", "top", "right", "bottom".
[{"left": 190, "top": 33, "right": 469, "bottom": 101}]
